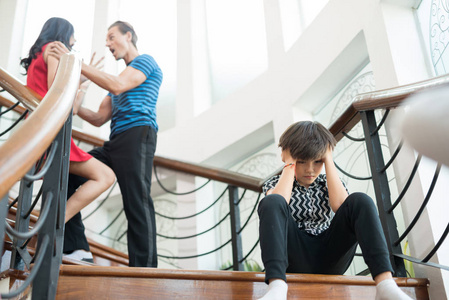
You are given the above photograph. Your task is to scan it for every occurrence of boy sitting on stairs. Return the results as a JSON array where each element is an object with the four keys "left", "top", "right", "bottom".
[{"left": 257, "top": 121, "right": 412, "bottom": 300}]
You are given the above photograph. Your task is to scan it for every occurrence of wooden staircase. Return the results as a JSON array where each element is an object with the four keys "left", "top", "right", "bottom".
[
  {"left": 55, "top": 266, "right": 429, "bottom": 299},
  {"left": 3, "top": 199, "right": 430, "bottom": 299}
]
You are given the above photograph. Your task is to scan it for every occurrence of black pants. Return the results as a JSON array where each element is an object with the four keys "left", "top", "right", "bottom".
[
  {"left": 64, "top": 126, "right": 158, "bottom": 267},
  {"left": 257, "top": 193, "right": 393, "bottom": 283}
]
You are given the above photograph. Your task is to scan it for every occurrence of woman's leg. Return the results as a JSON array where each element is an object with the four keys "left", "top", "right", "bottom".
[{"left": 65, "top": 158, "right": 115, "bottom": 223}]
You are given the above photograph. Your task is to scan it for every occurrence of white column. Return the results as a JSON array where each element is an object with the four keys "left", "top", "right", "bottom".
[
  {"left": 191, "top": 0, "right": 212, "bottom": 117},
  {"left": 78, "top": 0, "right": 120, "bottom": 139},
  {"left": 176, "top": 0, "right": 195, "bottom": 124},
  {"left": 263, "top": 0, "right": 284, "bottom": 68},
  {"left": 0, "top": 0, "right": 28, "bottom": 79}
]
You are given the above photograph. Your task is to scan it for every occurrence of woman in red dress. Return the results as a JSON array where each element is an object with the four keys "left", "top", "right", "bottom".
[{"left": 20, "top": 18, "right": 115, "bottom": 226}]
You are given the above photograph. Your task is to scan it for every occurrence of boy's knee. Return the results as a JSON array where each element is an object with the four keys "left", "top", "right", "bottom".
[
  {"left": 258, "top": 194, "right": 288, "bottom": 215},
  {"left": 346, "top": 192, "right": 377, "bottom": 212}
]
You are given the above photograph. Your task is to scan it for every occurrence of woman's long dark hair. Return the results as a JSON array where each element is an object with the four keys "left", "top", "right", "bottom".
[{"left": 20, "top": 17, "right": 74, "bottom": 73}]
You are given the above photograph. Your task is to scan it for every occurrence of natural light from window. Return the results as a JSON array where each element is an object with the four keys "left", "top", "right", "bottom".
[
  {"left": 205, "top": 0, "right": 268, "bottom": 103},
  {"left": 279, "top": 0, "right": 329, "bottom": 51}
]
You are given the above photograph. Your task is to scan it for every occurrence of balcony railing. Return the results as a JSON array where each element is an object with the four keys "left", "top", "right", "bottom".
[{"left": 0, "top": 62, "right": 448, "bottom": 298}]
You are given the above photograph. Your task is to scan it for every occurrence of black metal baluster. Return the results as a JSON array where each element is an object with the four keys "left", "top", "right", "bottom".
[
  {"left": 0, "top": 194, "right": 8, "bottom": 266},
  {"left": 32, "top": 115, "right": 71, "bottom": 300},
  {"left": 361, "top": 110, "right": 406, "bottom": 277},
  {"left": 10, "top": 167, "right": 35, "bottom": 270},
  {"left": 228, "top": 185, "right": 243, "bottom": 271}
]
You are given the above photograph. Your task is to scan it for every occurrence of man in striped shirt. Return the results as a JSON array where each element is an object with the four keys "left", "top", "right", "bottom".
[{"left": 50, "top": 21, "right": 162, "bottom": 267}]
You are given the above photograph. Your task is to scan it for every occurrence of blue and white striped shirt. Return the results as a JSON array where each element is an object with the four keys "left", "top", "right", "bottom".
[{"left": 109, "top": 54, "right": 163, "bottom": 138}]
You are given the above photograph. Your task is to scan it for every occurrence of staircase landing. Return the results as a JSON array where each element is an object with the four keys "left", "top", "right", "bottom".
[{"left": 56, "top": 265, "right": 429, "bottom": 299}]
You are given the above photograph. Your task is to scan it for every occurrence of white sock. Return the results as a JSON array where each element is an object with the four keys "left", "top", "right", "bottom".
[
  {"left": 258, "top": 279, "right": 288, "bottom": 300},
  {"left": 375, "top": 278, "right": 412, "bottom": 300}
]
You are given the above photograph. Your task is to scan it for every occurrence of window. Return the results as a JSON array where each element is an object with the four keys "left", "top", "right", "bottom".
[
  {"left": 22, "top": 0, "right": 95, "bottom": 66},
  {"left": 417, "top": 0, "right": 445, "bottom": 75},
  {"left": 279, "top": 0, "right": 329, "bottom": 51},
  {"left": 205, "top": 0, "right": 268, "bottom": 102},
  {"left": 119, "top": 0, "right": 177, "bottom": 131}
]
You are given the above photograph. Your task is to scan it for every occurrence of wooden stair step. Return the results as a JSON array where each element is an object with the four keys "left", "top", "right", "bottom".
[
  {"left": 56, "top": 265, "right": 429, "bottom": 299},
  {"left": 6, "top": 199, "right": 129, "bottom": 267}
]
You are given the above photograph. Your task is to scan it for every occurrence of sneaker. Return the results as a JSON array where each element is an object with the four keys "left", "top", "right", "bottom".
[
  {"left": 63, "top": 250, "right": 94, "bottom": 263},
  {"left": 81, "top": 258, "right": 94, "bottom": 263}
]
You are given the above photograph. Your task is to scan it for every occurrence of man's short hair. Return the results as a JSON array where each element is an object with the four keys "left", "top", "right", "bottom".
[
  {"left": 278, "top": 121, "right": 336, "bottom": 160},
  {"left": 109, "top": 21, "right": 138, "bottom": 49}
]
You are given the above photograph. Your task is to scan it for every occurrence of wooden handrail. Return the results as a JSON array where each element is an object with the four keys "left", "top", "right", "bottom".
[
  {"left": 0, "top": 54, "right": 81, "bottom": 198},
  {"left": 0, "top": 95, "right": 27, "bottom": 114},
  {"left": 0, "top": 95, "right": 105, "bottom": 148},
  {"left": 329, "top": 73, "right": 449, "bottom": 141},
  {"left": 72, "top": 130, "right": 104, "bottom": 148},
  {"left": 0, "top": 71, "right": 40, "bottom": 111},
  {"left": 154, "top": 156, "right": 264, "bottom": 192}
]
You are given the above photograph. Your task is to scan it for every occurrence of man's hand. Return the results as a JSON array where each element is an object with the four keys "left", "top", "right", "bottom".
[
  {"left": 88, "top": 52, "right": 105, "bottom": 70},
  {"left": 80, "top": 52, "right": 105, "bottom": 83},
  {"left": 47, "top": 41, "right": 70, "bottom": 61}
]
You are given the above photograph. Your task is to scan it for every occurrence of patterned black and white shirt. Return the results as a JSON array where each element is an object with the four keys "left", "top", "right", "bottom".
[{"left": 263, "top": 174, "right": 347, "bottom": 236}]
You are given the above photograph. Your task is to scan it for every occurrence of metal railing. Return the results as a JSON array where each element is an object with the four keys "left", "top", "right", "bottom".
[
  {"left": 0, "top": 54, "right": 81, "bottom": 299},
  {"left": 329, "top": 74, "right": 449, "bottom": 277}
]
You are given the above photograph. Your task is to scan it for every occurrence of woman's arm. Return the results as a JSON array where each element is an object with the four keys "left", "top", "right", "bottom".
[
  {"left": 44, "top": 46, "right": 58, "bottom": 89},
  {"left": 73, "top": 80, "right": 90, "bottom": 115},
  {"left": 323, "top": 147, "right": 348, "bottom": 212}
]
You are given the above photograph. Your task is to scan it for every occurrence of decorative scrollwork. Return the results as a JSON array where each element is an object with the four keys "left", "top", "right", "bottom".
[
  {"left": 430, "top": 0, "right": 449, "bottom": 74},
  {"left": 218, "top": 153, "right": 277, "bottom": 267},
  {"left": 235, "top": 153, "right": 278, "bottom": 178},
  {"left": 330, "top": 72, "right": 376, "bottom": 125}
]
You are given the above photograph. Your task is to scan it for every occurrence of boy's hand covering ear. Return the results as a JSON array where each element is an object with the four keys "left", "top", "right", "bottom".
[
  {"left": 281, "top": 149, "right": 296, "bottom": 165},
  {"left": 323, "top": 146, "right": 333, "bottom": 164}
]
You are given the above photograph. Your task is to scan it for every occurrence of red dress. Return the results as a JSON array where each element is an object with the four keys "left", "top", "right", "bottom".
[{"left": 26, "top": 43, "right": 92, "bottom": 162}]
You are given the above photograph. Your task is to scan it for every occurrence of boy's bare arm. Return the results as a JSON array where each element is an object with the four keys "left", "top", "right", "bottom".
[
  {"left": 323, "top": 147, "right": 348, "bottom": 212},
  {"left": 267, "top": 149, "right": 296, "bottom": 204}
]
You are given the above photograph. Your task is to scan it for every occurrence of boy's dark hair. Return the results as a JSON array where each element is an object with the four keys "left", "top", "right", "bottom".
[
  {"left": 278, "top": 121, "right": 336, "bottom": 160},
  {"left": 109, "top": 21, "right": 138, "bottom": 49}
]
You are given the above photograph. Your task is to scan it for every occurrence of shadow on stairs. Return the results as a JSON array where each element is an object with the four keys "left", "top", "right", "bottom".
[{"left": 56, "top": 266, "right": 429, "bottom": 299}]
